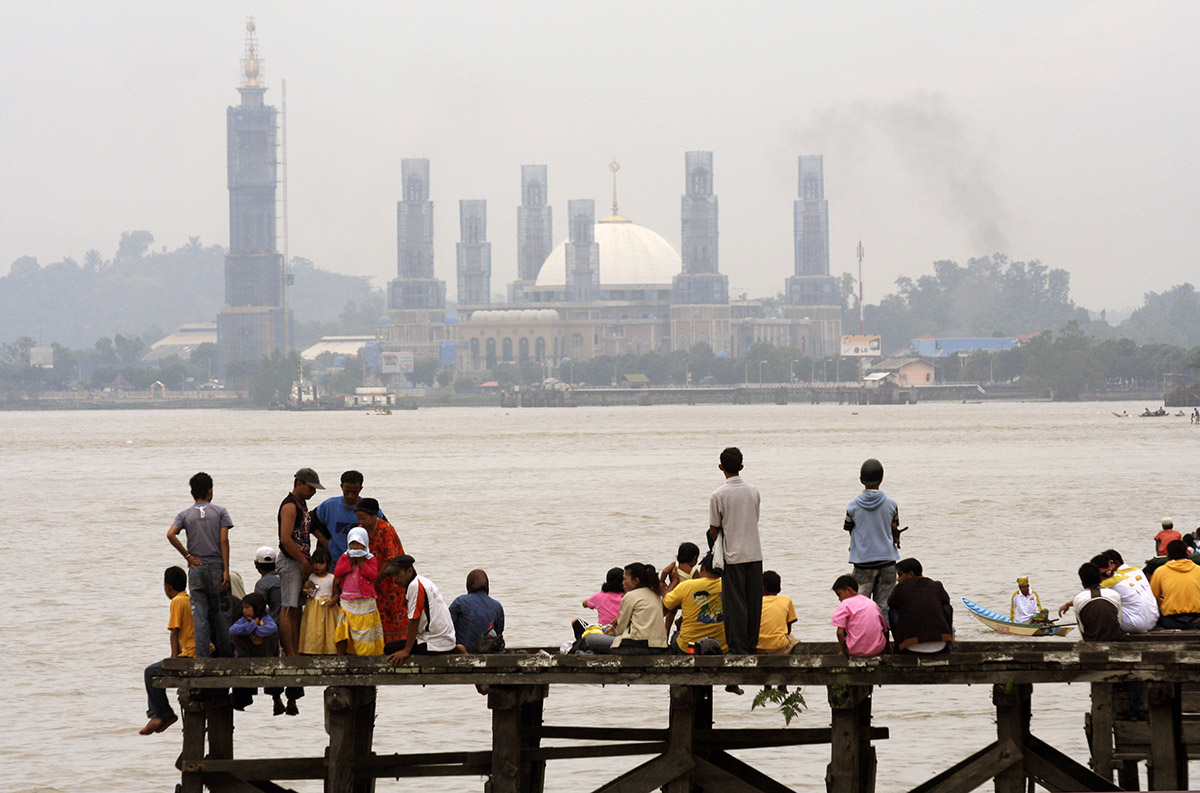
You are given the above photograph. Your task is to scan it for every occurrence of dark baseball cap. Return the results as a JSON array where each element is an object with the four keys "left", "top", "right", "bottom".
[{"left": 294, "top": 467, "right": 325, "bottom": 489}]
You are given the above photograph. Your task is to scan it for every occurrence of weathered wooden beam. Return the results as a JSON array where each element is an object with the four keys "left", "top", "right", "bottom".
[
  {"left": 700, "top": 751, "right": 797, "bottom": 793},
  {"left": 325, "top": 685, "right": 376, "bottom": 793},
  {"left": 826, "top": 684, "right": 874, "bottom": 793},
  {"left": 205, "top": 689, "right": 235, "bottom": 765},
  {"left": 361, "top": 750, "right": 491, "bottom": 776},
  {"left": 528, "top": 742, "right": 671, "bottom": 761},
  {"left": 1147, "top": 681, "right": 1186, "bottom": 790},
  {"left": 177, "top": 688, "right": 207, "bottom": 793},
  {"left": 588, "top": 753, "right": 696, "bottom": 793},
  {"left": 1022, "top": 734, "right": 1122, "bottom": 792},
  {"left": 663, "top": 685, "right": 702, "bottom": 793},
  {"left": 993, "top": 683, "right": 1032, "bottom": 793},
  {"left": 1088, "top": 682, "right": 1115, "bottom": 782},
  {"left": 903, "top": 739, "right": 1022, "bottom": 793},
  {"left": 488, "top": 684, "right": 548, "bottom": 793},
  {"left": 180, "top": 757, "right": 325, "bottom": 780}
]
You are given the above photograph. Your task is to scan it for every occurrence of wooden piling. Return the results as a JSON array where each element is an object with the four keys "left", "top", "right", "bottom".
[
  {"left": 992, "top": 682, "right": 1032, "bottom": 793},
  {"left": 826, "top": 684, "right": 875, "bottom": 793},
  {"left": 1088, "top": 682, "right": 1114, "bottom": 781},
  {"left": 177, "top": 688, "right": 207, "bottom": 793},
  {"left": 489, "top": 684, "right": 548, "bottom": 793},
  {"left": 1146, "top": 681, "right": 1186, "bottom": 790},
  {"left": 325, "top": 685, "right": 377, "bottom": 793}
]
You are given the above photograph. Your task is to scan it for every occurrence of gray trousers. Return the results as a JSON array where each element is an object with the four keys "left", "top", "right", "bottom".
[
  {"left": 722, "top": 561, "right": 763, "bottom": 654},
  {"left": 853, "top": 563, "right": 896, "bottom": 615}
]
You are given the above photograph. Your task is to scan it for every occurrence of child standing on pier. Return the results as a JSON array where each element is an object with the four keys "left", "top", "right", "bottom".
[
  {"left": 139, "top": 566, "right": 194, "bottom": 735},
  {"left": 299, "top": 547, "right": 338, "bottom": 654},
  {"left": 334, "top": 527, "right": 384, "bottom": 655}
]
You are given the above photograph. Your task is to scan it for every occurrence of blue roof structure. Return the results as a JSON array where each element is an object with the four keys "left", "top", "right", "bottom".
[{"left": 906, "top": 336, "right": 1017, "bottom": 358}]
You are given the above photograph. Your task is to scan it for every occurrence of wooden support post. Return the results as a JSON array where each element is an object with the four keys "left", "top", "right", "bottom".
[
  {"left": 206, "top": 689, "right": 235, "bottom": 763},
  {"left": 826, "top": 684, "right": 875, "bottom": 793},
  {"left": 325, "top": 685, "right": 377, "bottom": 793},
  {"left": 489, "top": 684, "right": 548, "bottom": 793},
  {"left": 1115, "top": 760, "right": 1139, "bottom": 792},
  {"left": 177, "top": 688, "right": 207, "bottom": 793},
  {"left": 1088, "top": 683, "right": 1115, "bottom": 782},
  {"left": 992, "top": 683, "right": 1031, "bottom": 793},
  {"left": 1146, "top": 681, "right": 1186, "bottom": 791},
  {"left": 663, "top": 685, "right": 706, "bottom": 793}
]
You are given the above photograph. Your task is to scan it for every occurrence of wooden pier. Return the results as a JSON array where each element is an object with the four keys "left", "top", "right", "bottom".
[{"left": 155, "top": 639, "right": 1200, "bottom": 793}]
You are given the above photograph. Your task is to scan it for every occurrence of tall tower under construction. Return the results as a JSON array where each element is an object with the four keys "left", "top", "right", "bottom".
[
  {"left": 389, "top": 159, "right": 445, "bottom": 310},
  {"left": 217, "top": 19, "right": 291, "bottom": 375},
  {"left": 783, "top": 155, "right": 841, "bottom": 355},
  {"left": 672, "top": 151, "right": 728, "bottom": 304},
  {"left": 510, "top": 165, "right": 552, "bottom": 303},
  {"left": 456, "top": 200, "right": 491, "bottom": 305}
]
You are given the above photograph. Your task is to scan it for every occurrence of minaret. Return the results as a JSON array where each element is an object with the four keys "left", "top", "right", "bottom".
[
  {"left": 456, "top": 200, "right": 491, "bottom": 305},
  {"left": 672, "top": 151, "right": 728, "bottom": 304},
  {"left": 784, "top": 155, "right": 841, "bottom": 355},
  {"left": 217, "top": 19, "right": 291, "bottom": 376},
  {"left": 564, "top": 199, "right": 598, "bottom": 302},
  {"left": 388, "top": 159, "right": 445, "bottom": 309},
  {"left": 510, "top": 165, "right": 552, "bottom": 303}
]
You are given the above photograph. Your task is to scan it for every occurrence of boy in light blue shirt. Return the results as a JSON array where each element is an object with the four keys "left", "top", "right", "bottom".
[{"left": 843, "top": 458, "right": 904, "bottom": 613}]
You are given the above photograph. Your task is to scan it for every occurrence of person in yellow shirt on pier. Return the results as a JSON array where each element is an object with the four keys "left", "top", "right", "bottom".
[{"left": 140, "top": 566, "right": 194, "bottom": 735}]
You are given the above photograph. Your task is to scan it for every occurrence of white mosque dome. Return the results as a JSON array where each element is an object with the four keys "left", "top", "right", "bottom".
[{"left": 533, "top": 218, "right": 682, "bottom": 288}]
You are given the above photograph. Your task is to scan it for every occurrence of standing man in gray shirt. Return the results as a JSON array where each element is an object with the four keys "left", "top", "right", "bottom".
[
  {"left": 708, "top": 447, "right": 763, "bottom": 655},
  {"left": 167, "top": 471, "right": 234, "bottom": 658}
]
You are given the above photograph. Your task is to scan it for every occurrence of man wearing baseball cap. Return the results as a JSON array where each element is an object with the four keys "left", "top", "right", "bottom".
[{"left": 276, "top": 468, "right": 325, "bottom": 657}]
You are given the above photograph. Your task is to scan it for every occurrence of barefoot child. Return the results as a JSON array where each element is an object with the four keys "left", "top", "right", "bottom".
[
  {"left": 140, "top": 566, "right": 194, "bottom": 735},
  {"left": 299, "top": 546, "right": 338, "bottom": 654},
  {"left": 334, "top": 527, "right": 384, "bottom": 655},
  {"left": 831, "top": 574, "right": 887, "bottom": 658}
]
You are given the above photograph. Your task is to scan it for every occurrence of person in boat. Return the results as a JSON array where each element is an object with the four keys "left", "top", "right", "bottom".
[
  {"left": 1151, "top": 540, "right": 1200, "bottom": 629},
  {"left": 1010, "top": 576, "right": 1045, "bottom": 623},
  {"left": 887, "top": 558, "right": 953, "bottom": 653},
  {"left": 844, "top": 458, "right": 903, "bottom": 616}
]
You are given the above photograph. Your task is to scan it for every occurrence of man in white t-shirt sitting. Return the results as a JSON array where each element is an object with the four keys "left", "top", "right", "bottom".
[{"left": 382, "top": 555, "right": 466, "bottom": 664}]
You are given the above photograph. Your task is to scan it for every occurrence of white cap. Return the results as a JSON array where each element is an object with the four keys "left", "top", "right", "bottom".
[
  {"left": 1163, "top": 517, "right": 1174, "bottom": 528},
  {"left": 254, "top": 546, "right": 277, "bottom": 564}
]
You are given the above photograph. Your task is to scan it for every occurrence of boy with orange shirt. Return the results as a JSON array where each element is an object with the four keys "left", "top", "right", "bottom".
[{"left": 140, "top": 566, "right": 195, "bottom": 735}]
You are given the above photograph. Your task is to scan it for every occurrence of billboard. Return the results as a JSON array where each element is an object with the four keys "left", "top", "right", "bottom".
[
  {"left": 840, "top": 334, "right": 881, "bottom": 358},
  {"left": 380, "top": 351, "right": 414, "bottom": 374},
  {"left": 30, "top": 346, "right": 54, "bottom": 368}
]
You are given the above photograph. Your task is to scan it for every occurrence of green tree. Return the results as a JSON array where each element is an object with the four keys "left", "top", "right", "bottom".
[{"left": 248, "top": 349, "right": 302, "bottom": 407}]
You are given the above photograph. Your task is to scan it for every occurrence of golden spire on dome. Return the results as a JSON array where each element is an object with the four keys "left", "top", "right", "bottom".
[
  {"left": 602, "top": 157, "right": 630, "bottom": 223},
  {"left": 241, "top": 17, "right": 262, "bottom": 87}
]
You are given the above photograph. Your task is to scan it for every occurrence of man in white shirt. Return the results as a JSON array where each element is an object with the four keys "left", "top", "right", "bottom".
[
  {"left": 382, "top": 555, "right": 464, "bottom": 663},
  {"left": 708, "top": 447, "right": 762, "bottom": 655},
  {"left": 1010, "top": 576, "right": 1043, "bottom": 623}
]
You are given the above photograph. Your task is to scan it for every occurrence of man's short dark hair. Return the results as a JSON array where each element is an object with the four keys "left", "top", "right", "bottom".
[
  {"left": 341, "top": 470, "right": 364, "bottom": 485},
  {"left": 1167, "top": 539, "right": 1189, "bottom": 560},
  {"left": 832, "top": 574, "right": 859, "bottom": 592},
  {"left": 720, "top": 447, "right": 743, "bottom": 471},
  {"left": 896, "top": 558, "right": 923, "bottom": 577},
  {"left": 860, "top": 458, "right": 884, "bottom": 487},
  {"left": 189, "top": 471, "right": 213, "bottom": 500},
  {"left": 677, "top": 542, "right": 700, "bottom": 564},
  {"left": 1090, "top": 553, "right": 1110, "bottom": 569},
  {"left": 1104, "top": 548, "right": 1124, "bottom": 565},
  {"left": 1079, "top": 562, "right": 1102, "bottom": 588},
  {"left": 164, "top": 566, "right": 187, "bottom": 592},
  {"left": 763, "top": 570, "right": 782, "bottom": 595},
  {"left": 383, "top": 554, "right": 416, "bottom": 577}
]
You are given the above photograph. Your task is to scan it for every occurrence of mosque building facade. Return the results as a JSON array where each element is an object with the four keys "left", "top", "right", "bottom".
[{"left": 377, "top": 153, "right": 843, "bottom": 375}]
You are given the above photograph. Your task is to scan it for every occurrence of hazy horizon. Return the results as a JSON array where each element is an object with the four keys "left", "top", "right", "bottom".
[{"left": 3, "top": 2, "right": 1198, "bottom": 315}]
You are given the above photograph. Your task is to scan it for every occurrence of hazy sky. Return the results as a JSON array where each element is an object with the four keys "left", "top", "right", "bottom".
[{"left": 2, "top": 2, "right": 1198, "bottom": 312}]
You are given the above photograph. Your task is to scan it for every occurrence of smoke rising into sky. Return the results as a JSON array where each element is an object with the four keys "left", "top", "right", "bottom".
[{"left": 1, "top": 1, "right": 1197, "bottom": 312}]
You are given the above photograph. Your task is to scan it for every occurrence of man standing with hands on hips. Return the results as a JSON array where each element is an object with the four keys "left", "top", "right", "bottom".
[{"left": 708, "top": 447, "right": 762, "bottom": 655}]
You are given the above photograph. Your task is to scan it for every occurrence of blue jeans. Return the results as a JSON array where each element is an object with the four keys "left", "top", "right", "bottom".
[
  {"left": 144, "top": 660, "right": 173, "bottom": 719},
  {"left": 189, "top": 561, "right": 232, "bottom": 658}
]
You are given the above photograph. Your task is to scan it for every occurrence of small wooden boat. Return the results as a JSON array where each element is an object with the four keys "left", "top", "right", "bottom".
[{"left": 961, "top": 597, "right": 1074, "bottom": 637}]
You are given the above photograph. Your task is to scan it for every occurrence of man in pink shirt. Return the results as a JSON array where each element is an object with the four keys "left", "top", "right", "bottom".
[{"left": 831, "top": 574, "right": 887, "bottom": 657}]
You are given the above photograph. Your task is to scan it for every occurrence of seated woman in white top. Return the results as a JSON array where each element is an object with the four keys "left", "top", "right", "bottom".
[{"left": 585, "top": 563, "right": 669, "bottom": 655}]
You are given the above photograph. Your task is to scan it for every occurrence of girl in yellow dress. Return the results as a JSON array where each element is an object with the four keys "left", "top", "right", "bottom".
[{"left": 298, "top": 547, "right": 339, "bottom": 654}]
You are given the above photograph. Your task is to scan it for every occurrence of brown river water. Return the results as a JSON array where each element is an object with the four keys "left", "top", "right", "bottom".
[{"left": 2, "top": 401, "right": 1196, "bottom": 791}]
